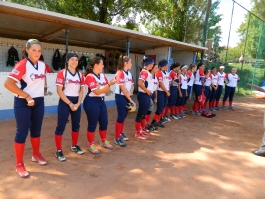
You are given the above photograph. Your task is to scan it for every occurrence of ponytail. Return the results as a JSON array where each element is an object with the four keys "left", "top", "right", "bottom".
[
  {"left": 117, "top": 55, "right": 130, "bottom": 71},
  {"left": 84, "top": 56, "right": 103, "bottom": 77}
]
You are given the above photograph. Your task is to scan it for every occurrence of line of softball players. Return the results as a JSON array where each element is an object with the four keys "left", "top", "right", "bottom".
[{"left": 4, "top": 39, "right": 240, "bottom": 178}]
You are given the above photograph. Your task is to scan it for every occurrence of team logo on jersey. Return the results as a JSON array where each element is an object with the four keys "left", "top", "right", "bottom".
[
  {"left": 30, "top": 73, "right": 45, "bottom": 81},
  {"left": 140, "top": 75, "right": 146, "bottom": 79},
  {"left": 90, "top": 82, "right": 95, "bottom": 86},
  {"left": 120, "top": 79, "right": 125, "bottom": 82},
  {"left": 56, "top": 78, "right": 63, "bottom": 83},
  {"left": 68, "top": 79, "right": 80, "bottom": 84},
  {"left": 12, "top": 69, "right": 20, "bottom": 75}
]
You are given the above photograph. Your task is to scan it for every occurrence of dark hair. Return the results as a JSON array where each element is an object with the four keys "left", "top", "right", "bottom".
[
  {"left": 211, "top": 66, "right": 216, "bottom": 70},
  {"left": 197, "top": 63, "right": 204, "bottom": 70},
  {"left": 158, "top": 59, "right": 168, "bottom": 68},
  {"left": 170, "top": 62, "right": 180, "bottom": 70},
  {"left": 63, "top": 53, "right": 81, "bottom": 90},
  {"left": 142, "top": 56, "right": 154, "bottom": 67},
  {"left": 84, "top": 56, "right": 103, "bottom": 77},
  {"left": 204, "top": 67, "right": 210, "bottom": 75},
  {"left": 117, "top": 55, "right": 130, "bottom": 70},
  {"left": 189, "top": 64, "right": 196, "bottom": 70},
  {"left": 21, "top": 50, "right": 28, "bottom": 59}
]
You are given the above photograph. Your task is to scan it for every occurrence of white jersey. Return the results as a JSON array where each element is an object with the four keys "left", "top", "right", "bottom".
[
  {"left": 115, "top": 70, "right": 134, "bottom": 95},
  {"left": 152, "top": 76, "right": 159, "bottom": 92},
  {"left": 204, "top": 74, "right": 212, "bottom": 87},
  {"left": 226, "top": 73, "right": 239, "bottom": 88},
  {"left": 85, "top": 73, "right": 109, "bottom": 97},
  {"left": 217, "top": 72, "right": 226, "bottom": 86},
  {"left": 56, "top": 69, "right": 84, "bottom": 97},
  {"left": 8, "top": 58, "right": 46, "bottom": 98},
  {"left": 138, "top": 68, "right": 153, "bottom": 93},
  {"left": 180, "top": 74, "right": 188, "bottom": 89},
  {"left": 186, "top": 70, "right": 195, "bottom": 87},
  {"left": 211, "top": 73, "right": 218, "bottom": 86},
  {"left": 157, "top": 70, "right": 170, "bottom": 91},
  {"left": 194, "top": 69, "right": 205, "bottom": 85}
]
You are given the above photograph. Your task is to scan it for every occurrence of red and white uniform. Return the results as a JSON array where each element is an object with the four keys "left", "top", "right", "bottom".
[
  {"left": 138, "top": 69, "right": 153, "bottom": 93},
  {"left": 157, "top": 70, "right": 170, "bottom": 91},
  {"left": 217, "top": 72, "right": 226, "bottom": 86},
  {"left": 186, "top": 70, "right": 195, "bottom": 87},
  {"left": 211, "top": 73, "right": 218, "bottom": 86},
  {"left": 115, "top": 70, "right": 134, "bottom": 95},
  {"left": 152, "top": 75, "right": 159, "bottom": 92},
  {"left": 194, "top": 69, "right": 205, "bottom": 85},
  {"left": 180, "top": 74, "right": 188, "bottom": 89},
  {"left": 85, "top": 73, "right": 109, "bottom": 97},
  {"left": 56, "top": 69, "right": 84, "bottom": 96},
  {"left": 8, "top": 58, "right": 46, "bottom": 98},
  {"left": 169, "top": 70, "right": 178, "bottom": 87},
  {"left": 204, "top": 74, "right": 212, "bottom": 87},
  {"left": 226, "top": 73, "right": 240, "bottom": 88}
]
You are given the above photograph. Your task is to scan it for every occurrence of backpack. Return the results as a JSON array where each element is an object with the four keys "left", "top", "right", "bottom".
[
  {"left": 6, "top": 46, "right": 19, "bottom": 66},
  {"left": 78, "top": 56, "right": 87, "bottom": 70},
  {"left": 52, "top": 49, "right": 62, "bottom": 71}
]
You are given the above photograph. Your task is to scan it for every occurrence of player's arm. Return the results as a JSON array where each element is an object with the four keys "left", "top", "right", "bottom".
[
  {"left": 138, "top": 79, "right": 151, "bottom": 96},
  {"left": 4, "top": 78, "right": 30, "bottom": 99}
]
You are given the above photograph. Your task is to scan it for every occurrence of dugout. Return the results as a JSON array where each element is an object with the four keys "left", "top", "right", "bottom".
[{"left": 0, "top": 1, "right": 207, "bottom": 120}]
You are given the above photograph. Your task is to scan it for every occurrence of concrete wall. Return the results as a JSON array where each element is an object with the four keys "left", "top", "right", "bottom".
[
  {"left": 172, "top": 51, "right": 195, "bottom": 65},
  {"left": 145, "top": 47, "right": 169, "bottom": 62},
  {"left": 0, "top": 73, "right": 116, "bottom": 120}
]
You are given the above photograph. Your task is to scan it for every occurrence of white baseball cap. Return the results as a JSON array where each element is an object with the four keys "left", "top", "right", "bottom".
[{"left": 220, "top": 66, "right": 225, "bottom": 69}]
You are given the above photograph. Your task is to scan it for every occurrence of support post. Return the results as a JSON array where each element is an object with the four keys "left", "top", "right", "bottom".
[
  {"left": 65, "top": 27, "right": 69, "bottom": 54},
  {"left": 126, "top": 39, "right": 130, "bottom": 57},
  {"left": 225, "top": 1, "right": 235, "bottom": 64}
]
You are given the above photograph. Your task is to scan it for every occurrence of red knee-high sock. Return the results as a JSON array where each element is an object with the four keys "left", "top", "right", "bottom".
[
  {"left": 204, "top": 102, "right": 207, "bottom": 108},
  {"left": 145, "top": 114, "right": 151, "bottom": 125},
  {"left": 121, "top": 121, "right": 125, "bottom": 133},
  {"left": 135, "top": 121, "right": 141, "bottom": 133},
  {"left": 55, "top": 135, "right": 62, "bottom": 151},
  {"left": 86, "top": 131, "right": 95, "bottom": 146},
  {"left": 71, "top": 131, "right": 79, "bottom": 147},
  {"left": 175, "top": 106, "right": 179, "bottom": 114},
  {"left": 170, "top": 106, "right": 175, "bottom": 115},
  {"left": 183, "top": 104, "right": 187, "bottom": 110},
  {"left": 192, "top": 101, "right": 196, "bottom": 111},
  {"left": 229, "top": 101, "right": 233, "bottom": 106},
  {"left": 179, "top": 106, "right": 183, "bottom": 114},
  {"left": 209, "top": 102, "right": 212, "bottom": 108},
  {"left": 14, "top": 142, "right": 25, "bottom": 164},
  {"left": 164, "top": 107, "right": 169, "bottom": 117},
  {"left": 99, "top": 130, "right": 107, "bottom": 143},
  {"left": 115, "top": 122, "right": 123, "bottom": 139},
  {"left": 152, "top": 114, "right": 159, "bottom": 122},
  {"left": 30, "top": 136, "right": 40, "bottom": 155},
  {"left": 213, "top": 100, "right": 216, "bottom": 107},
  {"left": 141, "top": 119, "right": 146, "bottom": 131},
  {"left": 222, "top": 100, "right": 226, "bottom": 106},
  {"left": 215, "top": 100, "right": 219, "bottom": 107},
  {"left": 194, "top": 101, "right": 199, "bottom": 112},
  {"left": 159, "top": 113, "right": 163, "bottom": 121}
]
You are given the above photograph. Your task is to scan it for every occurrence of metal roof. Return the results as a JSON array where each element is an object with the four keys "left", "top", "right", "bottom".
[{"left": 0, "top": 1, "right": 207, "bottom": 54}]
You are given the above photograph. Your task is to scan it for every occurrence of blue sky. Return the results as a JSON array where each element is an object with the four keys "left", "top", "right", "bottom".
[{"left": 217, "top": 0, "right": 253, "bottom": 47}]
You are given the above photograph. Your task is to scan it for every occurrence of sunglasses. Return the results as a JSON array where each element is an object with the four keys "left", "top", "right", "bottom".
[{"left": 26, "top": 39, "right": 41, "bottom": 48}]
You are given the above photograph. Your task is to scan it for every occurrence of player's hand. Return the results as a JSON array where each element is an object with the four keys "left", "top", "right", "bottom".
[
  {"left": 146, "top": 90, "right": 152, "bottom": 96},
  {"left": 186, "top": 92, "right": 188, "bottom": 97},
  {"left": 109, "top": 78, "right": 117, "bottom": 86},
  {"left": 154, "top": 98, "right": 157, "bottom": 103},
  {"left": 131, "top": 101, "right": 136, "bottom": 107},
  {"left": 26, "top": 96, "right": 35, "bottom": 106},
  {"left": 179, "top": 93, "right": 182, "bottom": 97},
  {"left": 166, "top": 91, "right": 170, "bottom": 97}
]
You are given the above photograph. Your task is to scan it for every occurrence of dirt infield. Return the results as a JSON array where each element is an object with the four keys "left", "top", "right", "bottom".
[{"left": 0, "top": 97, "right": 265, "bottom": 199}]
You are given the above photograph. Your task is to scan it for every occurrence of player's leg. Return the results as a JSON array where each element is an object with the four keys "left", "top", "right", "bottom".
[
  {"left": 54, "top": 98, "right": 71, "bottom": 161},
  {"left": 14, "top": 97, "right": 31, "bottom": 177},
  {"left": 152, "top": 91, "right": 165, "bottom": 127},
  {"left": 229, "top": 87, "right": 236, "bottom": 110},
  {"left": 114, "top": 94, "right": 128, "bottom": 146},
  {"left": 140, "top": 95, "right": 151, "bottom": 136},
  {"left": 222, "top": 86, "right": 230, "bottom": 110},
  {"left": 180, "top": 89, "right": 187, "bottom": 118},
  {"left": 215, "top": 85, "right": 223, "bottom": 110},
  {"left": 69, "top": 96, "right": 84, "bottom": 155},
  {"left": 29, "top": 97, "right": 47, "bottom": 165},
  {"left": 83, "top": 97, "right": 101, "bottom": 154},
  {"left": 252, "top": 109, "right": 265, "bottom": 156}
]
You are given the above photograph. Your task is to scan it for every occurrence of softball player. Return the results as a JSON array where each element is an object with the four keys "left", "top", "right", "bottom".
[
  {"left": 114, "top": 55, "right": 135, "bottom": 147},
  {"left": 192, "top": 63, "right": 205, "bottom": 115},
  {"left": 215, "top": 66, "right": 226, "bottom": 110},
  {"left": 203, "top": 68, "right": 212, "bottom": 109},
  {"left": 178, "top": 65, "right": 188, "bottom": 118},
  {"left": 145, "top": 63, "right": 159, "bottom": 132},
  {"left": 185, "top": 64, "right": 197, "bottom": 113},
  {"left": 164, "top": 62, "right": 180, "bottom": 120},
  {"left": 222, "top": 68, "right": 240, "bottom": 110},
  {"left": 135, "top": 56, "right": 154, "bottom": 139},
  {"left": 4, "top": 39, "right": 47, "bottom": 178},
  {"left": 209, "top": 67, "right": 218, "bottom": 111},
  {"left": 151, "top": 60, "right": 170, "bottom": 127},
  {"left": 83, "top": 57, "right": 116, "bottom": 154},
  {"left": 54, "top": 53, "right": 84, "bottom": 162}
]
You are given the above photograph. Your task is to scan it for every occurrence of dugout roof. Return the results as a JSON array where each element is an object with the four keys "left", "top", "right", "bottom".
[{"left": 0, "top": 1, "right": 207, "bottom": 54}]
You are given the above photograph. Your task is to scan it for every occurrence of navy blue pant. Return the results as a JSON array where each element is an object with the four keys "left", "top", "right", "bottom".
[
  {"left": 115, "top": 94, "right": 128, "bottom": 124},
  {"left": 55, "top": 96, "right": 81, "bottom": 135},
  {"left": 147, "top": 92, "right": 156, "bottom": 115},
  {"left": 136, "top": 92, "right": 151, "bottom": 122},
  {"left": 216, "top": 85, "right": 223, "bottom": 101},
  {"left": 155, "top": 90, "right": 168, "bottom": 115},
  {"left": 193, "top": 84, "right": 203, "bottom": 100},
  {"left": 175, "top": 89, "right": 180, "bottom": 106},
  {"left": 209, "top": 86, "right": 217, "bottom": 102},
  {"left": 167, "top": 86, "right": 177, "bottom": 107},
  {"left": 223, "top": 86, "right": 236, "bottom": 102},
  {"left": 204, "top": 86, "right": 212, "bottom": 102},
  {"left": 180, "top": 89, "right": 187, "bottom": 106},
  {"left": 185, "top": 85, "right": 192, "bottom": 103},
  {"left": 14, "top": 97, "right": 44, "bottom": 143},
  {"left": 83, "top": 96, "right": 108, "bottom": 132}
]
